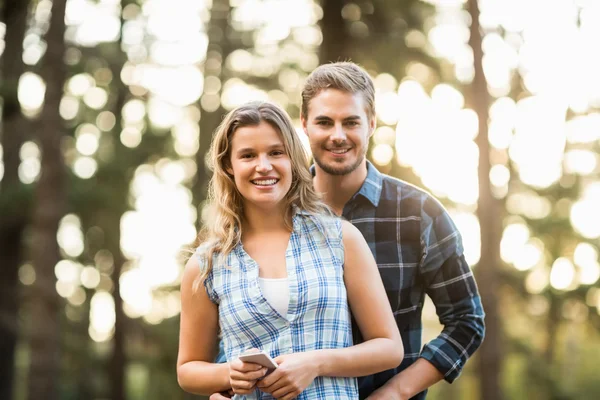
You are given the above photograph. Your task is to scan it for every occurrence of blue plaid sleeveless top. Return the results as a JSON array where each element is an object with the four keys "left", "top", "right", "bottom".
[{"left": 200, "top": 211, "right": 358, "bottom": 399}]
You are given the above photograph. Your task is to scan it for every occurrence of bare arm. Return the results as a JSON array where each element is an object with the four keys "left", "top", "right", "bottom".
[
  {"left": 315, "top": 220, "right": 404, "bottom": 377},
  {"left": 176, "top": 255, "right": 230, "bottom": 395},
  {"left": 367, "top": 358, "right": 443, "bottom": 400}
]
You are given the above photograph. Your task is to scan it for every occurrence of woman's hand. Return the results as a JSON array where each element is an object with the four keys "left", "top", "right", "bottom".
[
  {"left": 229, "top": 358, "right": 268, "bottom": 395},
  {"left": 256, "top": 352, "right": 319, "bottom": 400}
]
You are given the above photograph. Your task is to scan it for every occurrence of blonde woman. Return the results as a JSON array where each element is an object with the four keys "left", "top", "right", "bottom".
[{"left": 177, "top": 102, "right": 403, "bottom": 400}]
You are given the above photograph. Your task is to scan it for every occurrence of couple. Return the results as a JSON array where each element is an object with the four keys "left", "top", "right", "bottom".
[{"left": 177, "top": 62, "right": 485, "bottom": 400}]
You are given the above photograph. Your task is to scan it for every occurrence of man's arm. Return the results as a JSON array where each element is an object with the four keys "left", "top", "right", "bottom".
[
  {"left": 367, "top": 358, "right": 443, "bottom": 400},
  {"left": 369, "top": 199, "right": 485, "bottom": 399}
]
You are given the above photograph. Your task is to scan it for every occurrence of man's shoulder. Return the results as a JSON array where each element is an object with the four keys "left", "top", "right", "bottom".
[{"left": 377, "top": 173, "right": 447, "bottom": 219}]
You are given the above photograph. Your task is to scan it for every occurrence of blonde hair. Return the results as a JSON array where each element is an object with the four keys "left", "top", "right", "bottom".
[
  {"left": 301, "top": 62, "right": 376, "bottom": 121},
  {"left": 195, "top": 101, "right": 329, "bottom": 283}
]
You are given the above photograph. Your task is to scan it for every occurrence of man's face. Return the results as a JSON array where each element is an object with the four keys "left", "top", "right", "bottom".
[{"left": 302, "top": 89, "right": 375, "bottom": 176}]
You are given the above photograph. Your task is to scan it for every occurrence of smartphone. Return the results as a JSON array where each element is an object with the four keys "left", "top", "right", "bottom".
[{"left": 237, "top": 350, "right": 278, "bottom": 369}]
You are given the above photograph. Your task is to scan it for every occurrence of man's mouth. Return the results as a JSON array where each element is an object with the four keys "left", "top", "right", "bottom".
[
  {"left": 328, "top": 148, "right": 351, "bottom": 154},
  {"left": 251, "top": 178, "right": 279, "bottom": 186}
]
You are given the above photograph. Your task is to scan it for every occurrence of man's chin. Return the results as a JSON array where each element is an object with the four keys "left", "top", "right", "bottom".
[{"left": 314, "top": 158, "right": 362, "bottom": 176}]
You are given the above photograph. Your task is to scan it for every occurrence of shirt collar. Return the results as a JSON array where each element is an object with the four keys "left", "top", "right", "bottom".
[{"left": 309, "top": 160, "right": 382, "bottom": 207}]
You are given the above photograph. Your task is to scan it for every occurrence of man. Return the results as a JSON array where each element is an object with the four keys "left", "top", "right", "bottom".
[
  {"left": 298, "top": 61, "right": 484, "bottom": 399},
  {"left": 211, "top": 62, "right": 485, "bottom": 399}
]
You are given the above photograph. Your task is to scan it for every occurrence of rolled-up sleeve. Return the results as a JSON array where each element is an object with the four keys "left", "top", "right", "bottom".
[{"left": 418, "top": 201, "right": 485, "bottom": 383}]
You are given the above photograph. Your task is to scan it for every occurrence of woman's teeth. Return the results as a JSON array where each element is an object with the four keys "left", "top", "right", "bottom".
[{"left": 252, "top": 179, "right": 278, "bottom": 186}]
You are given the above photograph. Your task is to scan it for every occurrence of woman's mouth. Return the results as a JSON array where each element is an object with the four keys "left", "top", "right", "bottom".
[{"left": 251, "top": 178, "right": 279, "bottom": 186}]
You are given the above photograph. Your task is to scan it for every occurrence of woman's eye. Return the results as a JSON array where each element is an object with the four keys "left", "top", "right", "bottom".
[
  {"left": 271, "top": 151, "right": 284, "bottom": 156},
  {"left": 240, "top": 154, "right": 253, "bottom": 159}
]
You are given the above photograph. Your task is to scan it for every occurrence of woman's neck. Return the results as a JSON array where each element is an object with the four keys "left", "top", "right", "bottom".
[{"left": 241, "top": 203, "right": 291, "bottom": 235}]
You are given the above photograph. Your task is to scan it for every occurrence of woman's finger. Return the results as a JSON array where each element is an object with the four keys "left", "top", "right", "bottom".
[
  {"left": 230, "top": 379, "right": 255, "bottom": 394},
  {"left": 229, "top": 367, "right": 267, "bottom": 381},
  {"left": 230, "top": 359, "right": 265, "bottom": 373},
  {"left": 271, "top": 385, "right": 296, "bottom": 399}
]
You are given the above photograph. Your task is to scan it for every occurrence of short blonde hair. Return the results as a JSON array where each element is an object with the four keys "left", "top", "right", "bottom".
[{"left": 301, "top": 62, "right": 376, "bottom": 120}]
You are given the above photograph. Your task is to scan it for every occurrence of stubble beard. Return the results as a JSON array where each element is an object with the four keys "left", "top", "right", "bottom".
[{"left": 313, "top": 147, "right": 367, "bottom": 176}]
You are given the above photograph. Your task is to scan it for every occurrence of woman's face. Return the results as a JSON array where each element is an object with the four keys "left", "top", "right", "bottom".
[{"left": 227, "top": 121, "right": 293, "bottom": 213}]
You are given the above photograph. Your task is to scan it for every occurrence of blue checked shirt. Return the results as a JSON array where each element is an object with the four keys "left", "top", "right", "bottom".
[
  {"left": 332, "top": 161, "right": 485, "bottom": 399},
  {"left": 202, "top": 212, "right": 358, "bottom": 399}
]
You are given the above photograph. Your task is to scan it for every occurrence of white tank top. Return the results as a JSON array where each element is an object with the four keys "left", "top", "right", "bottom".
[{"left": 258, "top": 277, "right": 289, "bottom": 317}]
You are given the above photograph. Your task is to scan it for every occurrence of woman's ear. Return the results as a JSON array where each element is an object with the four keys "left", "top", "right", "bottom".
[{"left": 224, "top": 161, "right": 234, "bottom": 176}]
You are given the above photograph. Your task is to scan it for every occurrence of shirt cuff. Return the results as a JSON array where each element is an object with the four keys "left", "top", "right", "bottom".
[{"left": 419, "top": 343, "right": 464, "bottom": 383}]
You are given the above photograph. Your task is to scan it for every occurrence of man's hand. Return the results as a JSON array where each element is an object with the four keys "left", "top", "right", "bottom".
[
  {"left": 229, "top": 358, "right": 268, "bottom": 395},
  {"left": 209, "top": 389, "right": 233, "bottom": 400},
  {"left": 256, "top": 352, "right": 319, "bottom": 400}
]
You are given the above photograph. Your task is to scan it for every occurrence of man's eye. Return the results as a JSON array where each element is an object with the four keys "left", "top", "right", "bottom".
[
  {"left": 316, "top": 121, "right": 331, "bottom": 126},
  {"left": 345, "top": 121, "right": 359, "bottom": 126}
]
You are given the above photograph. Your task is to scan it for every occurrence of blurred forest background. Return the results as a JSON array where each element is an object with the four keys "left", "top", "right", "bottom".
[{"left": 1, "top": 0, "right": 600, "bottom": 399}]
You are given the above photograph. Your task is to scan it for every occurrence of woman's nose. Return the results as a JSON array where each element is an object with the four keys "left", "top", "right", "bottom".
[{"left": 255, "top": 155, "right": 273, "bottom": 172}]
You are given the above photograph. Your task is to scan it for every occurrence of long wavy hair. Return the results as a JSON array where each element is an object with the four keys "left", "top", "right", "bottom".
[{"left": 195, "top": 101, "right": 330, "bottom": 283}]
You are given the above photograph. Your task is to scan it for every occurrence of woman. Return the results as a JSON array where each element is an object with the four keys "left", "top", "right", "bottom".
[{"left": 177, "top": 102, "right": 403, "bottom": 399}]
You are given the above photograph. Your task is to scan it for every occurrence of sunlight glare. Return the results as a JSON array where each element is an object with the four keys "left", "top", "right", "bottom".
[
  {"left": 564, "top": 150, "right": 597, "bottom": 176},
  {"left": 570, "top": 184, "right": 600, "bottom": 239},
  {"left": 173, "top": 120, "right": 200, "bottom": 157},
  {"left": 371, "top": 144, "right": 394, "bottom": 167},
  {"left": 76, "top": 132, "right": 100, "bottom": 156},
  {"left": 525, "top": 266, "right": 549, "bottom": 294},
  {"left": 18, "top": 73, "right": 45, "bottom": 111},
  {"left": 513, "top": 238, "right": 544, "bottom": 271},
  {"left": 73, "top": 157, "right": 98, "bottom": 179},
  {"left": 57, "top": 215, "right": 85, "bottom": 258},
  {"left": 60, "top": 96, "right": 80, "bottom": 120},
  {"left": 68, "top": 73, "right": 95, "bottom": 96},
  {"left": 449, "top": 211, "right": 481, "bottom": 266},
  {"left": 81, "top": 266, "right": 101, "bottom": 289},
  {"left": 90, "top": 291, "right": 115, "bottom": 342},
  {"left": 500, "top": 222, "right": 530, "bottom": 264},
  {"left": 550, "top": 257, "right": 575, "bottom": 291}
]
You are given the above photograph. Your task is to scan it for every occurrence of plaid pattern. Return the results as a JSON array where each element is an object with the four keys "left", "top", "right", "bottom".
[
  {"left": 326, "top": 161, "right": 485, "bottom": 400},
  {"left": 201, "top": 212, "right": 358, "bottom": 400}
]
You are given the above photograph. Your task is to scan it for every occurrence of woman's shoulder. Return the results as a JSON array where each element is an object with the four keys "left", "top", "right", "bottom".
[{"left": 295, "top": 208, "right": 340, "bottom": 227}]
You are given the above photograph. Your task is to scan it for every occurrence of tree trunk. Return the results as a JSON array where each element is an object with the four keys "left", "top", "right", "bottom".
[
  {"left": 318, "top": 0, "right": 350, "bottom": 64},
  {"left": 106, "top": 4, "right": 129, "bottom": 398},
  {"left": 0, "top": 1, "right": 30, "bottom": 398},
  {"left": 193, "top": 0, "right": 231, "bottom": 211},
  {"left": 27, "top": 0, "right": 68, "bottom": 399},
  {"left": 109, "top": 214, "right": 127, "bottom": 400},
  {"left": 467, "top": 1, "right": 504, "bottom": 400}
]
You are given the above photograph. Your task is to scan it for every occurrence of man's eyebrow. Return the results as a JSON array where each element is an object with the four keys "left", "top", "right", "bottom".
[{"left": 313, "top": 115, "right": 362, "bottom": 121}]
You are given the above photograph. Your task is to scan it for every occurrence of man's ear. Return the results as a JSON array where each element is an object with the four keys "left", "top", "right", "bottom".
[
  {"left": 300, "top": 116, "right": 309, "bottom": 135},
  {"left": 368, "top": 116, "right": 377, "bottom": 138}
]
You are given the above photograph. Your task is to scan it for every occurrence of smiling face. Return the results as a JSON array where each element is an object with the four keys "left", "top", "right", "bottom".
[
  {"left": 302, "top": 88, "right": 375, "bottom": 176},
  {"left": 227, "top": 121, "right": 293, "bottom": 213}
]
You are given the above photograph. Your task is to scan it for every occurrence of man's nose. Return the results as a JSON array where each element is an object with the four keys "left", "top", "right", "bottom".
[
  {"left": 330, "top": 123, "right": 347, "bottom": 142},
  {"left": 255, "top": 155, "right": 273, "bottom": 172}
]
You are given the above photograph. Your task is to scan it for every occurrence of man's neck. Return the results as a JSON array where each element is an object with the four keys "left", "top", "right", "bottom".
[{"left": 313, "top": 161, "right": 368, "bottom": 215}]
